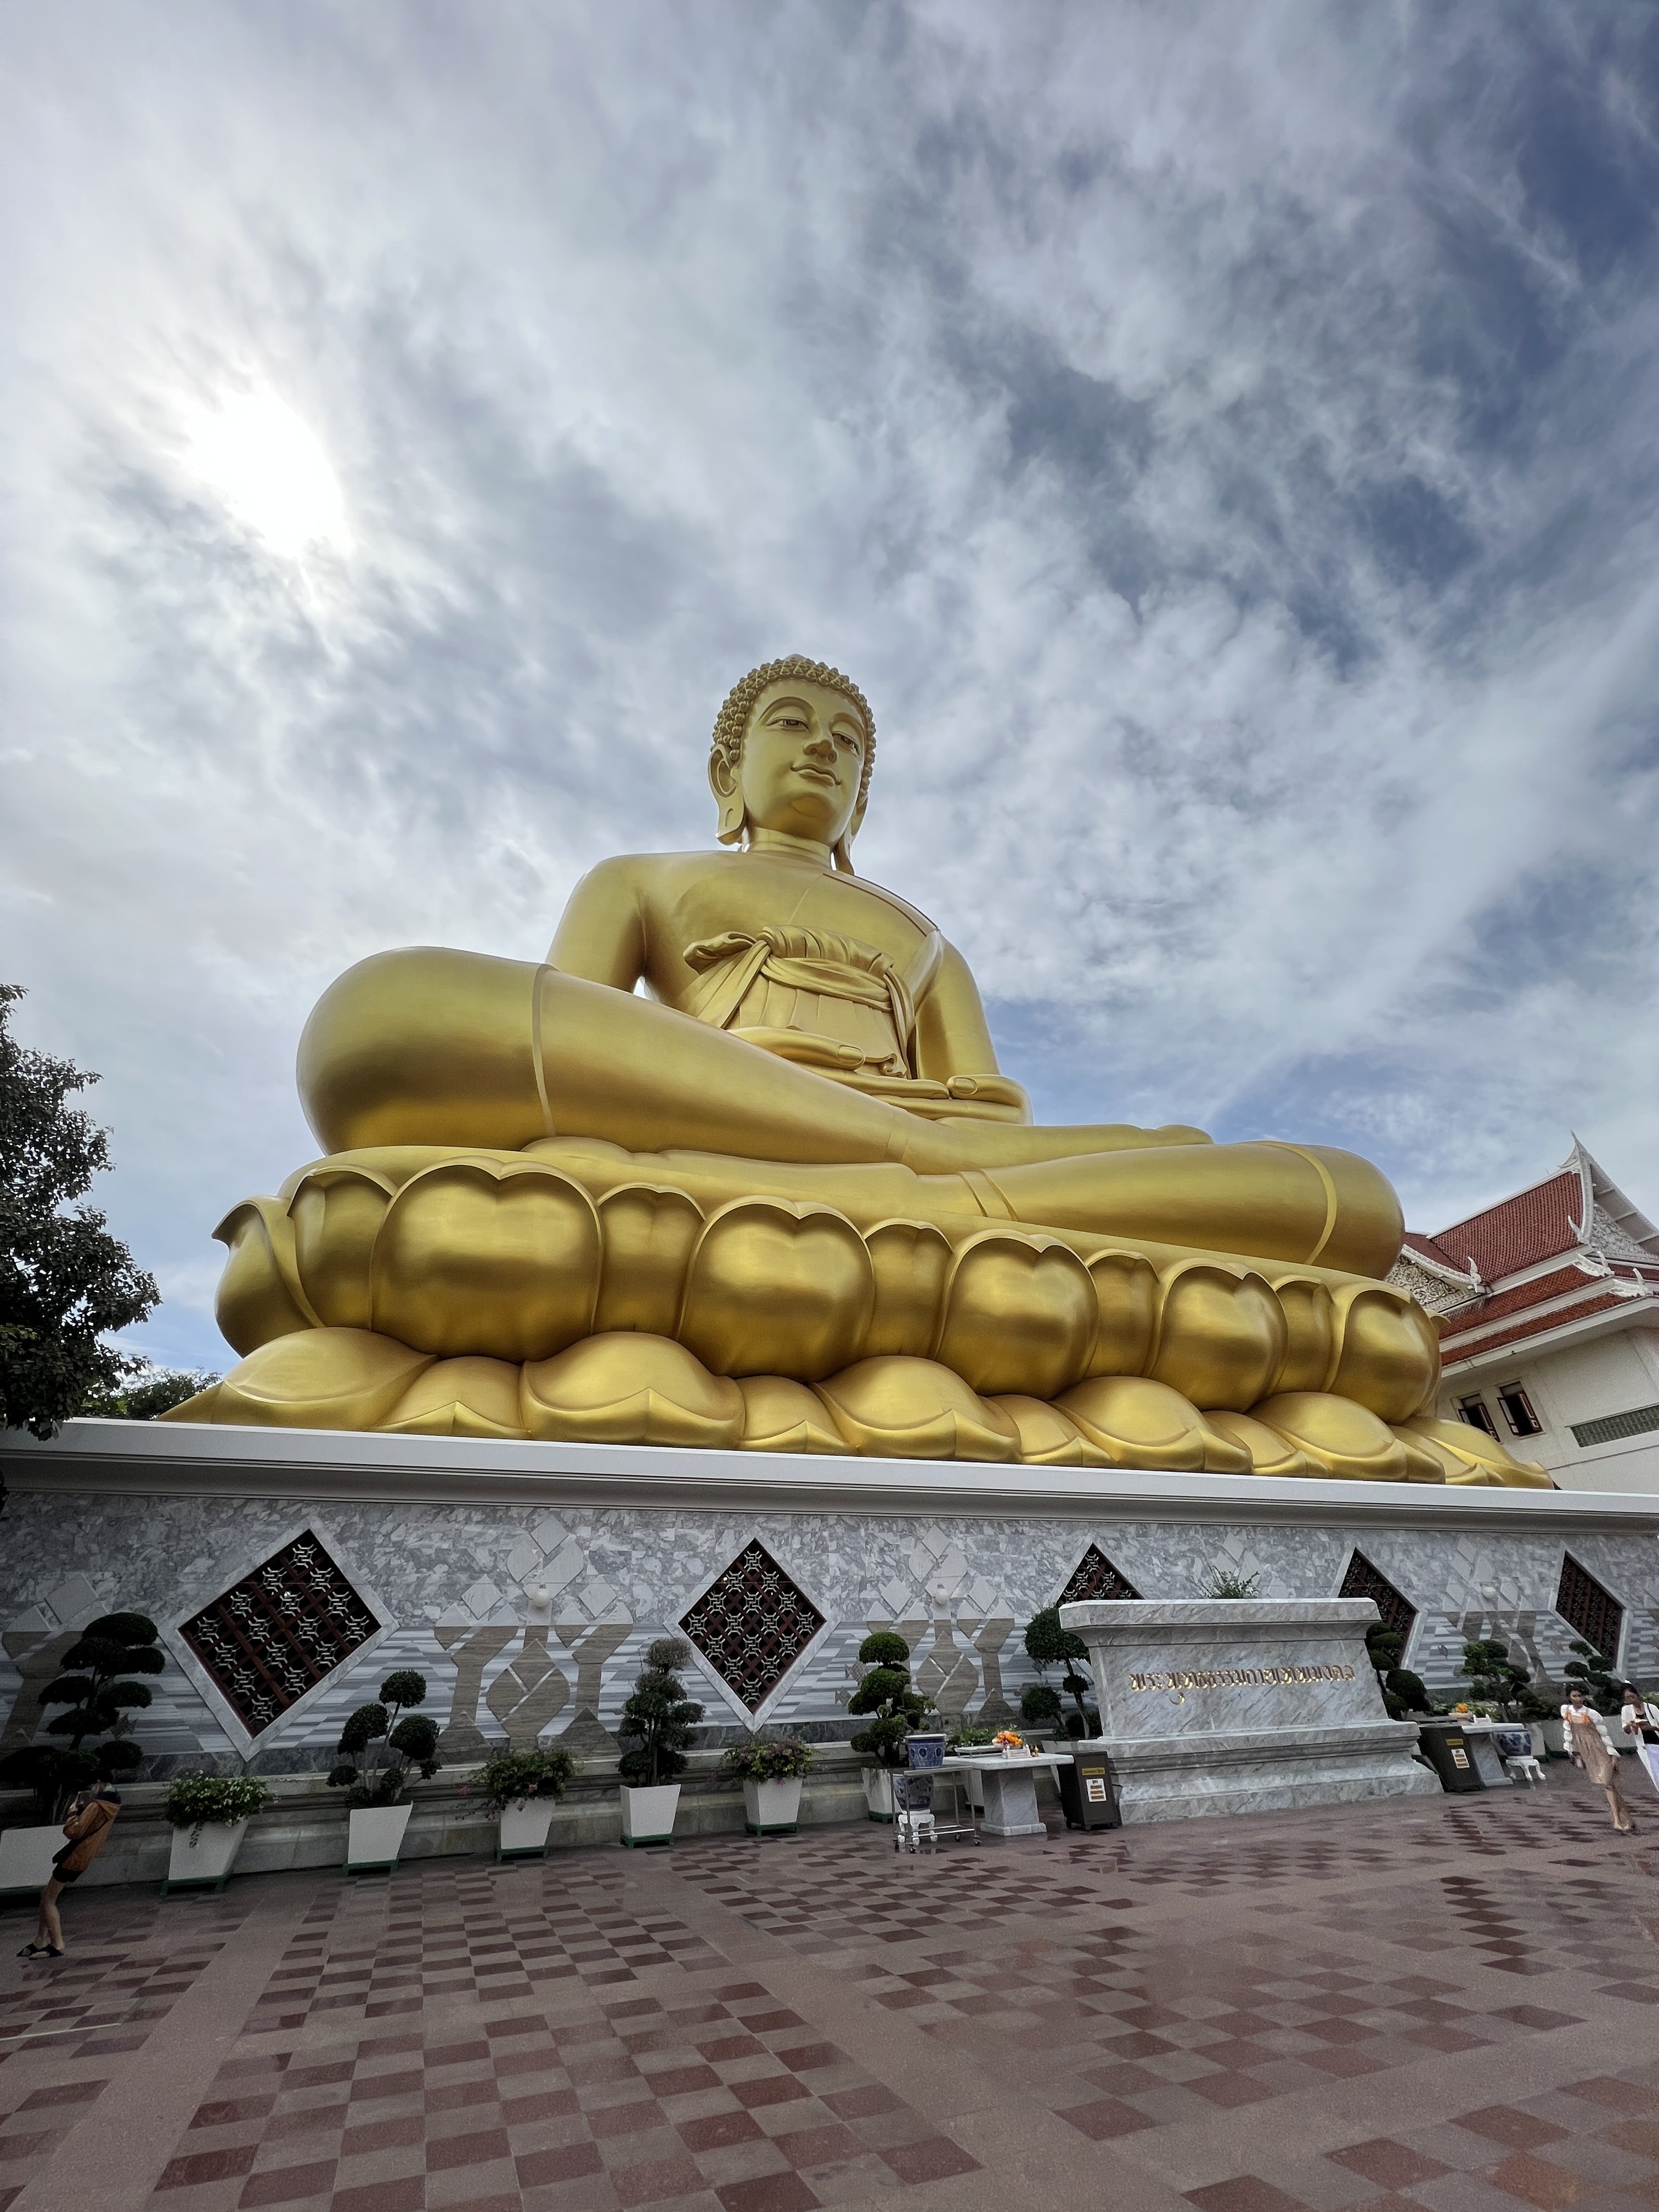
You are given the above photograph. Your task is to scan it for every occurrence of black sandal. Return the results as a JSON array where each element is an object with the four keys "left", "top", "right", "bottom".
[{"left": 17, "top": 1943, "right": 43, "bottom": 1958}]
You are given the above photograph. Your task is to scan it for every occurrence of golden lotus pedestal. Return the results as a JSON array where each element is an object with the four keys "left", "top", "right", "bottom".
[{"left": 164, "top": 1139, "right": 1545, "bottom": 1488}]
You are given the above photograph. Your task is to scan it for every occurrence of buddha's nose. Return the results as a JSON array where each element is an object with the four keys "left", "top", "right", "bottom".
[{"left": 803, "top": 729, "right": 836, "bottom": 761}]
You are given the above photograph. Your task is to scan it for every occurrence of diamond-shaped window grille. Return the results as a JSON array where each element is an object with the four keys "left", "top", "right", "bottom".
[
  {"left": 179, "top": 1531, "right": 380, "bottom": 1738},
  {"left": 1339, "top": 1550, "right": 1416, "bottom": 1641},
  {"left": 680, "top": 1540, "right": 826, "bottom": 1713},
  {"left": 1058, "top": 1544, "right": 1141, "bottom": 1605},
  {"left": 1556, "top": 1554, "right": 1624, "bottom": 1662}
]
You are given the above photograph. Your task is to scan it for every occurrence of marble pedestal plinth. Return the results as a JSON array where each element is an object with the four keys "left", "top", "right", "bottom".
[
  {"left": 1060, "top": 1599, "right": 1441, "bottom": 1824},
  {"left": 950, "top": 1756, "right": 1070, "bottom": 1837},
  {"left": 2, "top": 1421, "right": 1658, "bottom": 1877}
]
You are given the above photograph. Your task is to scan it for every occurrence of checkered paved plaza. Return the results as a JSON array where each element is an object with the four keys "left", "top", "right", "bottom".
[{"left": 2, "top": 1774, "right": 1657, "bottom": 2212}]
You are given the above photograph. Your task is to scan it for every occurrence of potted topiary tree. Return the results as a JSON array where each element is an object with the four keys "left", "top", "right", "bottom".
[
  {"left": 163, "top": 1773, "right": 274, "bottom": 1892},
  {"left": 1367, "top": 1624, "right": 1434, "bottom": 1720},
  {"left": 0, "top": 1611, "right": 165, "bottom": 1897},
  {"left": 478, "top": 1746, "right": 579, "bottom": 1859},
  {"left": 1024, "top": 1607, "right": 1098, "bottom": 1737},
  {"left": 720, "top": 1738, "right": 816, "bottom": 1835},
  {"left": 326, "top": 1670, "right": 439, "bottom": 1871},
  {"left": 616, "top": 1638, "right": 703, "bottom": 1846},
  {"left": 848, "top": 1632, "right": 932, "bottom": 1821}
]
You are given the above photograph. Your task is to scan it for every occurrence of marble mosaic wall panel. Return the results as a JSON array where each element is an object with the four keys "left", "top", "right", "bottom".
[{"left": 1, "top": 1489, "right": 1656, "bottom": 1776}]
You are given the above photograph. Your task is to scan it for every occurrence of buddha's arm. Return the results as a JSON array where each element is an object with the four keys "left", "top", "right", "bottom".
[
  {"left": 545, "top": 856, "right": 648, "bottom": 989},
  {"left": 914, "top": 940, "right": 1031, "bottom": 1116}
]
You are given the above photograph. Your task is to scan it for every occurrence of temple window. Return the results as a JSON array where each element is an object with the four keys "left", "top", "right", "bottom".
[
  {"left": 1457, "top": 1395, "right": 1499, "bottom": 1440},
  {"left": 1496, "top": 1383, "right": 1543, "bottom": 1437}
]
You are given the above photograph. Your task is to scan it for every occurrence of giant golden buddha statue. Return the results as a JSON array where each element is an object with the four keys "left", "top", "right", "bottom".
[{"left": 169, "top": 657, "right": 1544, "bottom": 1485}]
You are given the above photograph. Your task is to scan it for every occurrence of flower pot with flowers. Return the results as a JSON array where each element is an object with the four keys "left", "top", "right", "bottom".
[
  {"left": 478, "top": 1746, "right": 579, "bottom": 1859},
  {"left": 326, "top": 1671, "right": 440, "bottom": 1871},
  {"left": 617, "top": 1639, "right": 703, "bottom": 1846},
  {"left": 848, "top": 1632, "right": 933, "bottom": 1821},
  {"left": 720, "top": 1739, "right": 816, "bottom": 1836},
  {"left": 163, "top": 1773, "right": 274, "bottom": 1892}
]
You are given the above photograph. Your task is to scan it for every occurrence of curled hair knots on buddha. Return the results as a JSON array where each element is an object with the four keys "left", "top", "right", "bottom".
[{"left": 709, "top": 655, "right": 876, "bottom": 871}]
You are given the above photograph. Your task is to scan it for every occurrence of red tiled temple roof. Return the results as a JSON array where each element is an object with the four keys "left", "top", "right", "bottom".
[
  {"left": 1440, "top": 1289, "right": 1631, "bottom": 1364},
  {"left": 1420, "top": 1170, "right": 1583, "bottom": 1282}
]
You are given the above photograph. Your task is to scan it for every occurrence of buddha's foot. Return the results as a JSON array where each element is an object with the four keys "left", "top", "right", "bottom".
[
  {"left": 162, "top": 1327, "right": 1549, "bottom": 1486},
  {"left": 213, "top": 1148, "right": 1443, "bottom": 1420}
]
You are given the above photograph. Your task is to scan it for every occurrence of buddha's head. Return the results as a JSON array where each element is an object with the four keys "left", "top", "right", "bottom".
[{"left": 709, "top": 656, "right": 874, "bottom": 871}]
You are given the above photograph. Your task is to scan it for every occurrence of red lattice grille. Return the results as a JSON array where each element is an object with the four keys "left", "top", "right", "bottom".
[
  {"left": 1339, "top": 1550, "right": 1417, "bottom": 1641},
  {"left": 180, "top": 1531, "right": 379, "bottom": 1736},
  {"left": 1556, "top": 1553, "right": 1623, "bottom": 1662},
  {"left": 680, "top": 1541, "right": 825, "bottom": 1713},
  {"left": 1058, "top": 1544, "right": 1141, "bottom": 1605}
]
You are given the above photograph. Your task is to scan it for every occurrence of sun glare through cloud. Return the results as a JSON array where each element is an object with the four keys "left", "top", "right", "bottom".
[{"left": 186, "top": 391, "right": 351, "bottom": 558}]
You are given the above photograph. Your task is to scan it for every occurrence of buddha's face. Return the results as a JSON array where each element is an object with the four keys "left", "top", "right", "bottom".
[{"left": 722, "top": 678, "right": 868, "bottom": 847}]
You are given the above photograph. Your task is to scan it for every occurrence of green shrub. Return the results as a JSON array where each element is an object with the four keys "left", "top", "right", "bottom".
[
  {"left": 617, "top": 1639, "right": 704, "bottom": 1787},
  {"left": 1198, "top": 1568, "right": 1261, "bottom": 1598},
  {"left": 1365, "top": 1624, "right": 1433, "bottom": 1719},
  {"left": 477, "top": 1747, "right": 578, "bottom": 1810},
  {"left": 326, "top": 1671, "right": 439, "bottom": 1807},
  {"left": 720, "top": 1739, "right": 816, "bottom": 1784},
  {"left": 165, "top": 1773, "right": 274, "bottom": 1843},
  {"left": 848, "top": 1632, "right": 932, "bottom": 1769},
  {"left": 946, "top": 1726, "right": 996, "bottom": 1750},
  {"left": 0, "top": 1610, "right": 167, "bottom": 1817},
  {"left": 1019, "top": 1683, "right": 1063, "bottom": 1733}
]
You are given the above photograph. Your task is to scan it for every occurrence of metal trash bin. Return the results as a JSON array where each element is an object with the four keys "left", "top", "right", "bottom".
[
  {"left": 1417, "top": 1720, "right": 1485, "bottom": 1792},
  {"left": 1058, "top": 1747, "right": 1121, "bottom": 1829}
]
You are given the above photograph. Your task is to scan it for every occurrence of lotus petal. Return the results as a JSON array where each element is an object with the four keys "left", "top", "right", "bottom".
[
  {"left": 382, "top": 1355, "right": 527, "bottom": 1438},
  {"left": 736, "top": 1375, "right": 853, "bottom": 1455},
  {"left": 1329, "top": 1285, "right": 1441, "bottom": 1421},
  {"left": 594, "top": 1183, "right": 704, "bottom": 1337},
  {"left": 816, "top": 1357, "right": 1021, "bottom": 1462},
  {"left": 862, "top": 1219, "right": 952, "bottom": 1358},
  {"left": 1081, "top": 1249, "right": 1159, "bottom": 1378},
  {"left": 1397, "top": 1417, "right": 1553, "bottom": 1488},
  {"left": 1053, "top": 1376, "right": 1212, "bottom": 1470},
  {"left": 212, "top": 1328, "right": 433, "bottom": 1430},
  {"left": 933, "top": 1231, "right": 1094, "bottom": 1398},
  {"left": 212, "top": 1197, "right": 319, "bottom": 1355},
  {"left": 370, "top": 1158, "right": 601, "bottom": 1362},
  {"left": 288, "top": 1165, "right": 394, "bottom": 1330},
  {"left": 1150, "top": 1261, "right": 1288, "bottom": 1411},
  {"left": 1203, "top": 1409, "right": 1317, "bottom": 1478},
  {"left": 1251, "top": 1391, "right": 1409, "bottom": 1481},
  {"left": 991, "top": 1395, "right": 1113, "bottom": 1467},
  {"left": 679, "top": 1198, "right": 872, "bottom": 1379},
  {"left": 521, "top": 1333, "right": 743, "bottom": 1447},
  {"left": 1265, "top": 1275, "right": 1336, "bottom": 1395}
]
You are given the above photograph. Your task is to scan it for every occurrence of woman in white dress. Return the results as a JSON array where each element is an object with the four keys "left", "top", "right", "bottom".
[
  {"left": 1617, "top": 1683, "right": 1659, "bottom": 1801},
  {"left": 1561, "top": 1686, "right": 1635, "bottom": 1832}
]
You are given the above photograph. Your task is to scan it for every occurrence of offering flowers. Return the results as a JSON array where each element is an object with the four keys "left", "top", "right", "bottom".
[{"left": 993, "top": 1729, "right": 1026, "bottom": 1755}]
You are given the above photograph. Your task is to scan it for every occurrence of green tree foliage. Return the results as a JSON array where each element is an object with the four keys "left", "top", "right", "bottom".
[
  {"left": 1563, "top": 1639, "right": 1621, "bottom": 1716},
  {"left": 326, "top": 1669, "right": 439, "bottom": 1805},
  {"left": 847, "top": 1630, "right": 932, "bottom": 1768},
  {"left": 1019, "top": 1683, "right": 1063, "bottom": 1732},
  {"left": 80, "top": 1364, "right": 219, "bottom": 1419},
  {"left": 0, "top": 1611, "right": 166, "bottom": 1816},
  {"left": 1457, "top": 1637, "right": 1535, "bottom": 1719},
  {"left": 617, "top": 1638, "right": 704, "bottom": 1787},
  {"left": 1023, "top": 1606, "right": 1098, "bottom": 1736},
  {"left": 1, "top": 985, "right": 157, "bottom": 1440},
  {"left": 1365, "top": 1624, "right": 1432, "bottom": 1719}
]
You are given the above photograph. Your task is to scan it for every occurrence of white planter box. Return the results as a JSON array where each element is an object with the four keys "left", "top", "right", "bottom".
[
  {"left": 498, "top": 1800, "right": 558, "bottom": 1856},
  {"left": 167, "top": 1818, "right": 249, "bottom": 1889},
  {"left": 0, "top": 1825, "right": 64, "bottom": 1894},
  {"left": 346, "top": 1802, "right": 413, "bottom": 1870},
  {"left": 861, "top": 1768, "right": 895, "bottom": 1822},
  {"left": 742, "top": 1778, "right": 802, "bottom": 1835},
  {"left": 619, "top": 1783, "right": 680, "bottom": 1846}
]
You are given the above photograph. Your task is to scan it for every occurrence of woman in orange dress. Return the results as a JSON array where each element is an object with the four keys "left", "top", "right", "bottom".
[{"left": 1560, "top": 1688, "right": 1634, "bottom": 1833}]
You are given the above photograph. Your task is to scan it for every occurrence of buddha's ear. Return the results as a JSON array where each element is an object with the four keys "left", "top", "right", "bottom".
[{"left": 708, "top": 752, "right": 746, "bottom": 846}]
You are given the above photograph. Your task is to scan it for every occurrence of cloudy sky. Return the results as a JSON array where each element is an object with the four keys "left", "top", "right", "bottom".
[{"left": 5, "top": 1, "right": 1659, "bottom": 1376}]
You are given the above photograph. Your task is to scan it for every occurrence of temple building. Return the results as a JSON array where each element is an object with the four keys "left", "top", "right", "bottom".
[{"left": 1390, "top": 1141, "right": 1659, "bottom": 1494}]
